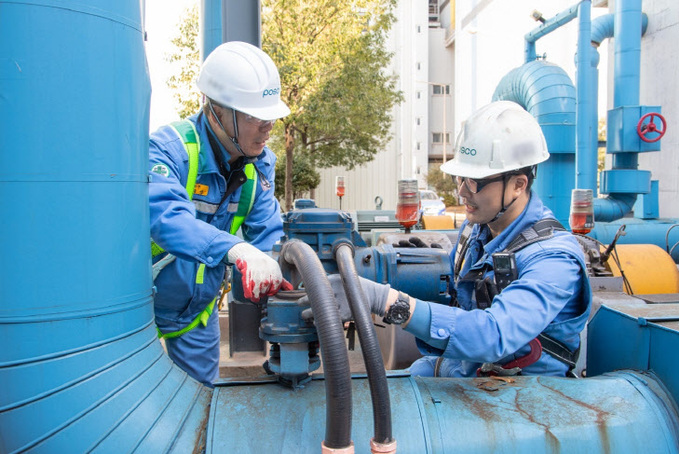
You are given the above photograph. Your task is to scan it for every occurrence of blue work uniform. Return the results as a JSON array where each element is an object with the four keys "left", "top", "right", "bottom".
[
  {"left": 149, "top": 112, "right": 283, "bottom": 386},
  {"left": 406, "top": 192, "right": 591, "bottom": 377}
]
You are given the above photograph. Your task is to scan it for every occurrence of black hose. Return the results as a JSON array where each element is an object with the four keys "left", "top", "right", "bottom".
[
  {"left": 334, "top": 242, "right": 393, "bottom": 444},
  {"left": 280, "top": 240, "right": 352, "bottom": 449}
]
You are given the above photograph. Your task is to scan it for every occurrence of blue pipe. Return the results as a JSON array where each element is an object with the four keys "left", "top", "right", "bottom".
[
  {"left": 575, "top": 1, "right": 597, "bottom": 192},
  {"left": 0, "top": 2, "right": 210, "bottom": 452},
  {"left": 208, "top": 372, "right": 679, "bottom": 452},
  {"left": 594, "top": 0, "right": 647, "bottom": 222},
  {"left": 201, "top": 0, "right": 223, "bottom": 60},
  {"left": 524, "top": 5, "right": 579, "bottom": 63},
  {"left": 493, "top": 61, "right": 576, "bottom": 226}
]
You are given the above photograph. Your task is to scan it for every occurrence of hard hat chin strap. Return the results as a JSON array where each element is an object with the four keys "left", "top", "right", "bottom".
[
  {"left": 208, "top": 101, "right": 246, "bottom": 158},
  {"left": 487, "top": 174, "right": 518, "bottom": 224}
]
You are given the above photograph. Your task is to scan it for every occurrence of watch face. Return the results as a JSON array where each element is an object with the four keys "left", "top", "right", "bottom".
[
  {"left": 385, "top": 295, "right": 410, "bottom": 325},
  {"left": 389, "top": 304, "right": 410, "bottom": 324}
]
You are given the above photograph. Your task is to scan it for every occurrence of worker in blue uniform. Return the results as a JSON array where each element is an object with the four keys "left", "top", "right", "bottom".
[
  {"left": 314, "top": 101, "right": 592, "bottom": 377},
  {"left": 149, "top": 42, "right": 292, "bottom": 386}
]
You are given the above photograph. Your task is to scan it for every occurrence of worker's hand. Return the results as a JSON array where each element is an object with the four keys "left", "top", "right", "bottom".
[
  {"left": 301, "top": 274, "right": 390, "bottom": 322},
  {"left": 393, "top": 236, "right": 443, "bottom": 249},
  {"left": 227, "top": 242, "right": 293, "bottom": 302}
]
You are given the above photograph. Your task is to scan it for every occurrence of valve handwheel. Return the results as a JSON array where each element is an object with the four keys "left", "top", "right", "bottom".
[{"left": 637, "top": 112, "right": 666, "bottom": 143}]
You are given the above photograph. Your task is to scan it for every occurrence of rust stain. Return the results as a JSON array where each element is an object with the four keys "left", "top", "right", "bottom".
[
  {"left": 536, "top": 377, "right": 611, "bottom": 454},
  {"left": 513, "top": 389, "right": 561, "bottom": 453},
  {"left": 192, "top": 394, "right": 212, "bottom": 454}
]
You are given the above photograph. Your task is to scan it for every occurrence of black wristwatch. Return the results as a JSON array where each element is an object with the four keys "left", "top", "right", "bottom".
[{"left": 383, "top": 292, "right": 411, "bottom": 325}]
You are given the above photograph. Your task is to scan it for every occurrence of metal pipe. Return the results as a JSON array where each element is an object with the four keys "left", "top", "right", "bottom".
[
  {"left": 0, "top": 2, "right": 211, "bottom": 452},
  {"left": 280, "top": 240, "right": 353, "bottom": 451},
  {"left": 524, "top": 4, "right": 579, "bottom": 63},
  {"left": 575, "top": 1, "right": 596, "bottom": 192},
  {"left": 334, "top": 242, "right": 394, "bottom": 449}
]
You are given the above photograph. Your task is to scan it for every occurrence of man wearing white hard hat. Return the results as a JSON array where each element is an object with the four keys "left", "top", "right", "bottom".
[
  {"left": 306, "top": 101, "right": 591, "bottom": 378},
  {"left": 148, "top": 41, "right": 291, "bottom": 385}
]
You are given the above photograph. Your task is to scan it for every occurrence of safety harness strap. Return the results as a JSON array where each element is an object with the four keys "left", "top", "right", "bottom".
[
  {"left": 151, "top": 120, "right": 200, "bottom": 259},
  {"left": 456, "top": 217, "right": 578, "bottom": 374},
  {"left": 157, "top": 298, "right": 216, "bottom": 340},
  {"left": 229, "top": 163, "right": 257, "bottom": 235}
]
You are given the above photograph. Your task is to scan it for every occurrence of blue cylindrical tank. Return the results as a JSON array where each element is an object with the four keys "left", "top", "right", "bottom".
[
  {"left": 210, "top": 371, "right": 679, "bottom": 453},
  {"left": 0, "top": 2, "right": 209, "bottom": 452}
]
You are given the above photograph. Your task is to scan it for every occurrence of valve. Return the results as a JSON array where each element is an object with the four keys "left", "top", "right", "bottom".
[{"left": 637, "top": 112, "right": 666, "bottom": 143}]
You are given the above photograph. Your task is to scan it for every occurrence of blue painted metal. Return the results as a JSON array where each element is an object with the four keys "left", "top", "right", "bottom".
[
  {"left": 607, "top": 105, "right": 663, "bottom": 153},
  {"left": 0, "top": 2, "right": 210, "bottom": 453},
  {"left": 201, "top": 0, "right": 223, "bottom": 60},
  {"left": 588, "top": 303, "right": 679, "bottom": 413},
  {"left": 634, "top": 180, "right": 660, "bottom": 219},
  {"left": 589, "top": 218, "right": 679, "bottom": 262},
  {"left": 493, "top": 61, "right": 576, "bottom": 226},
  {"left": 259, "top": 293, "right": 320, "bottom": 384},
  {"left": 279, "top": 209, "right": 367, "bottom": 276},
  {"left": 524, "top": 5, "right": 579, "bottom": 63},
  {"left": 575, "top": 1, "right": 597, "bottom": 193},
  {"left": 209, "top": 372, "right": 679, "bottom": 453},
  {"left": 354, "top": 245, "right": 452, "bottom": 306}
]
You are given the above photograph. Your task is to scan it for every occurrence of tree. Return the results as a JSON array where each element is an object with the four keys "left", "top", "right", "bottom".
[
  {"left": 165, "top": 2, "right": 402, "bottom": 211},
  {"left": 426, "top": 164, "right": 458, "bottom": 206},
  {"left": 166, "top": 4, "right": 201, "bottom": 119},
  {"left": 262, "top": 0, "right": 402, "bottom": 210},
  {"left": 274, "top": 153, "right": 321, "bottom": 201}
]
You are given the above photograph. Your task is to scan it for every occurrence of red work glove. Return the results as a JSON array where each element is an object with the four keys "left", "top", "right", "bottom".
[{"left": 227, "top": 242, "right": 293, "bottom": 302}]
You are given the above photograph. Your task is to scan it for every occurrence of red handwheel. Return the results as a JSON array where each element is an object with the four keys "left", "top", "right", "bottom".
[{"left": 637, "top": 112, "right": 666, "bottom": 143}]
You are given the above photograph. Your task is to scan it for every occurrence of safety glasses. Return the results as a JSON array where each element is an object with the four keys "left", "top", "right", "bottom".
[
  {"left": 454, "top": 175, "right": 506, "bottom": 194},
  {"left": 240, "top": 112, "right": 276, "bottom": 128}
]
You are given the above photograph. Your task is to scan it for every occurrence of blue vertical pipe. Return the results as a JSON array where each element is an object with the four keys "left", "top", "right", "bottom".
[
  {"left": 611, "top": 0, "right": 641, "bottom": 173},
  {"left": 575, "top": 1, "right": 597, "bottom": 192},
  {"left": 593, "top": 0, "right": 645, "bottom": 222},
  {"left": 201, "top": 0, "right": 223, "bottom": 60},
  {"left": 0, "top": 2, "right": 209, "bottom": 452}
]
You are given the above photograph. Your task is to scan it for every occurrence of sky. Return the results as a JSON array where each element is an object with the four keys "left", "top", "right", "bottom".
[{"left": 144, "top": 0, "right": 198, "bottom": 131}]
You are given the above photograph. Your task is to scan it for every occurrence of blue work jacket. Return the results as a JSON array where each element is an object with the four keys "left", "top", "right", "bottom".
[
  {"left": 405, "top": 192, "right": 592, "bottom": 376},
  {"left": 149, "top": 112, "right": 283, "bottom": 324}
]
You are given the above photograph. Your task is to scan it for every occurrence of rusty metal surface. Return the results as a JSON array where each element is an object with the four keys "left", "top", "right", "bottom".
[{"left": 207, "top": 371, "right": 679, "bottom": 453}]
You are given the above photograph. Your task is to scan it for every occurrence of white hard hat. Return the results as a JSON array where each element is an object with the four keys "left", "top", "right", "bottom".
[
  {"left": 197, "top": 41, "right": 291, "bottom": 121},
  {"left": 440, "top": 101, "right": 549, "bottom": 179}
]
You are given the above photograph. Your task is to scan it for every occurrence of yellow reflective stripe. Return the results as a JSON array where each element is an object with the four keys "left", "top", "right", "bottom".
[
  {"left": 151, "top": 241, "right": 165, "bottom": 257},
  {"left": 196, "top": 263, "right": 206, "bottom": 284},
  {"left": 151, "top": 120, "right": 200, "bottom": 261},
  {"left": 168, "top": 120, "right": 200, "bottom": 201},
  {"left": 229, "top": 163, "right": 258, "bottom": 235},
  {"left": 157, "top": 299, "right": 216, "bottom": 339}
]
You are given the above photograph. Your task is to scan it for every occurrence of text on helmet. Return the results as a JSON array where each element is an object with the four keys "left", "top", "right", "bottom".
[
  {"left": 262, "top": 87, "right": 280, "bottom": 97},
  {"left": 459, "top": 146, "right": 477, "bottom": 156}
]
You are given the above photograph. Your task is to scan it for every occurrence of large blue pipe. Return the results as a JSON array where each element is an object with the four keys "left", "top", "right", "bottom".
[
  {"left": 208, "top": 372, "right": 679, "bottom": 452},
  {"left": 493, "top": 61, "right": 576, "bottom": 226},
  {"left": 576, "top": 1, "right": 597, "bottom": 192},
  {"left": 0, "top": 2, "right": 210, "bottom": 452}
]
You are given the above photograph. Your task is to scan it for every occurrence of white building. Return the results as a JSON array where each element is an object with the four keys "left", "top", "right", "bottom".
[{"left": 314, "top": 0, "right": 679, "bottom": 219}]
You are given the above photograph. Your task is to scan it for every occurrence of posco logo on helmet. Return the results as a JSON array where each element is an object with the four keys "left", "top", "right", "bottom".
[
  {"left": 459, "top": 146, "right": 477, "bottom": 156},
  {"left": 262, "top": 87, "right": 280, "bottom": 97}
]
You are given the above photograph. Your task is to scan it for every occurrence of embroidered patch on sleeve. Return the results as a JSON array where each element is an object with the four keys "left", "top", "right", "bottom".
[
  {"left": 151, "top": 164, "right": 170, "bottom": 177},
  {"left": 194, "top": 183, "right": 209, "bottom": 196}
]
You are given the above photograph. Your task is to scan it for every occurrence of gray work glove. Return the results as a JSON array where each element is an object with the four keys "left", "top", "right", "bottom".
[{"left": 301, "top": 274, "right": 391, "bottom": 322}]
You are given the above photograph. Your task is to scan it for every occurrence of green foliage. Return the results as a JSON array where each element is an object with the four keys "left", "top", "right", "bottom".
[
  {"left": 262, "top": 0, "right": 402, "bottom": 209},
  {"left": 426, "top": 164, "right": 458, "bottom": 206},
  {"left": 166, "top": 4, "right": 201, "bottom": 119},
  {"left": 598, "top": 117, "right": 606, "bottom": 173},
  {"left": 274, "top": 153, "right": 321, "bottom": 200},
  {"left": 165, "top": 1, "right": 402, "bottom": 210}
]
